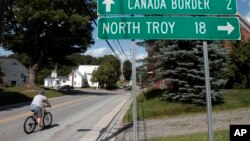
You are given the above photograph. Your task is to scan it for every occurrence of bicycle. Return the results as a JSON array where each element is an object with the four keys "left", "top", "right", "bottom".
[{"left": 23, "top": 106, "right": 53, "bottom": 134}]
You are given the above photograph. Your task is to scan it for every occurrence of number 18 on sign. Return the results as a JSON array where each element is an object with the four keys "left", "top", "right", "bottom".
[{"left": 98, "top": 16, "right": 240, "bottom": 40}]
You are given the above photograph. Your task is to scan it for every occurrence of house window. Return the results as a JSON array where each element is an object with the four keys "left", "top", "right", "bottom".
[
  {"left": 74, "top": 74, "right": 77, "bottom": 78},
  {"left": 11, "top": 81, "right": 16, "bottom": 86}
]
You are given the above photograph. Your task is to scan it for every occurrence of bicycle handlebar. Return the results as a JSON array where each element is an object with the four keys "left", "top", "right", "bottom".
[{"left": 43, "top": 105, "right": 51, "bottom": 108}]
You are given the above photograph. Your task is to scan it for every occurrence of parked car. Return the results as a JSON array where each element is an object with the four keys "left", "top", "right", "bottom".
[{"left": 58, "top": 85, "right": 73, "bottom": 91}]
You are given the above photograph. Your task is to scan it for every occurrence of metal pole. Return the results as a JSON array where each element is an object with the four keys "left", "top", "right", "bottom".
[
  {"left": 203, "top": 41, "right": 214, "bottom": 141},
  {"left": 131, "top": 40, "right": 138, "bottom": 141}
]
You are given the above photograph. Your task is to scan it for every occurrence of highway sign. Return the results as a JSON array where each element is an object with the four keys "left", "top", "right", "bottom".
[
  {"left": 98, "top": 16, "right": 241, "bottom": 40},
  {"left": 98, "top": 0, "right": 237, "bottom": 15}
]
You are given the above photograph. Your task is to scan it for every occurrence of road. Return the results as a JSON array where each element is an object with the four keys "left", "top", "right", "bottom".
[{"left": 0, "top": 89, "right": 130, "bottom": 141}]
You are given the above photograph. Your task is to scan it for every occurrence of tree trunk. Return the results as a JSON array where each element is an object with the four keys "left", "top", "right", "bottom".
[
  {"left": 27, "top": 64, "right": 39, "bottom": 88},
  {"left": 27, "top": 49, "right": 46, "bottom": 88}
]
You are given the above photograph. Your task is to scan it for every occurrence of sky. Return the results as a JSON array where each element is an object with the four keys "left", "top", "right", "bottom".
[{"left": 1, "top": 0, "right": 250, "bottom": 61}]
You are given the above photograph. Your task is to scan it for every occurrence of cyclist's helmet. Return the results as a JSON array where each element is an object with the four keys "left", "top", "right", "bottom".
[{"left": 39, "top": 89, "right": 45, "bottom": 95}]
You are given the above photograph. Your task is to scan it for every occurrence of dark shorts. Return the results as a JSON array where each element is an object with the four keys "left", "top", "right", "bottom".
[{"left": 30, "top": 104, "right": 42, "bottom": 117}]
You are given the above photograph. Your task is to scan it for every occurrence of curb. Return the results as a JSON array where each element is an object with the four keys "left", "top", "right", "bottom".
[{"left": 79, "top": 94, "right": 131, "bottom": 141}]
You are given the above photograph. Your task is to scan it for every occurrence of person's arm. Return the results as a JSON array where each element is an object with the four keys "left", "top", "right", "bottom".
[{"left": 44, "top": 99, "right": 51, "bottom": 107}]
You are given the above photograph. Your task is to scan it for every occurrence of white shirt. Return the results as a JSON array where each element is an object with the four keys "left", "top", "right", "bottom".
[{"left": 31, "top": 95, "right": 47, "bottom": 108}]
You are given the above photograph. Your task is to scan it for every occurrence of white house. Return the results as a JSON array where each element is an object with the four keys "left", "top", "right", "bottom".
[
  {"left": 0, "top": 59, "right": 28, "bottom": 85},
  {"left": 69, "top": 65, "right": 99, "bottom": 88},
  {"left": 44, "top": 65, "right": 99, "bottom": 89},
  {"left": 44, "top": 69, "right": 70, "bottom": 89}
]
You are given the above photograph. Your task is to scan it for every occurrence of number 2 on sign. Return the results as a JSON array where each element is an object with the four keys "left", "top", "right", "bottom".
[
  {"left": 227, "top": 0, "right": 232, "bottom": 10},
  {"left": 195, "top": 22, "right": 206, "bottom": 34}
]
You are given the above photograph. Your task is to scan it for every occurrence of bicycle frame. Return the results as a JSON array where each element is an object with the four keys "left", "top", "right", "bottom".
[{"left": 24, "top": 106, "right": 52, "bottom": 134}]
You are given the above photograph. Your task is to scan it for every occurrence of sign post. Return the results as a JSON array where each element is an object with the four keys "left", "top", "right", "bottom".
[
  {"left": 203, "top": 41, "right": 214, "bottom": 141},
  {"left": 97, "top": 1, "right": 239, "bottom": 141},
  {"left": 131, "top": 40, "right": 138, "bottom": 141}
]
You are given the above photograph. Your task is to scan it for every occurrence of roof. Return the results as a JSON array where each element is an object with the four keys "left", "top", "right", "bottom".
[
  {"left": 68, "top": 70, "right": 84, "bottom": 77},
  {"left": 238, "top": 12, "right": 250, "bottom": 33},
  {"left": 0, "top": 58, "right": 28, "bottom": 72}
]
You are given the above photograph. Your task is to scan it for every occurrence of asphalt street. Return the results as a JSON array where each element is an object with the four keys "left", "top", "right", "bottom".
[{"left": 0, "top": 89, "right": 130, "bottom": 141}]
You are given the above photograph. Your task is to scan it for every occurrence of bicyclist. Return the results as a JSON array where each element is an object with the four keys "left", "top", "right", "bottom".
[{"left": 30, "top": 89, "right": 51, "bottom": 129}]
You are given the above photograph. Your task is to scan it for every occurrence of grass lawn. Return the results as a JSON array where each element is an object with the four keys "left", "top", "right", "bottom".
[
  {"left": 123, "top": 89, "right": 249, "bottom": 141},
  {"left": 0, "top": 86, "right": 64, "bottom": 106},
  {"left": 124, "top": 89, "right": 250, "bottom": 122},
  {"left": 143, "top": 130, "right": 229, "bottom": 141}
]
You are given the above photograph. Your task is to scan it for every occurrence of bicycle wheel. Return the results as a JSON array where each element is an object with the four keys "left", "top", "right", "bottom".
[
  {"left": 23, "top": 116, "right": 36, "bottom": 134},
  {"left": 43, "top": 112, "right": 52, "bottom": 128}
]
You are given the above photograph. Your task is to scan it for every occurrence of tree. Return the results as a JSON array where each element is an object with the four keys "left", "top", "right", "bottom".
[
  {"left": 226, "top": 39, "right": 250, "bottom": 88},
  {"left": 92, "top": 55, "right": 121, "bottom": 89},
  {"left": 2, "top": 0, "right": 96, "bottom": 87},
  {"left": 0, "top": 66, "right": 3, "bottom": 84},
  {"left": 144, "top": 40, "right": 227, "bottom": 105},
  {"left": 0, "top": 0, "right": 5, "bottom": 42},
  {"left": 123, "top": 60, "right": 132, "bottom": 81}
]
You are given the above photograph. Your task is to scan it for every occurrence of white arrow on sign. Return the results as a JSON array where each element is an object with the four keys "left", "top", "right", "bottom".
[
  {"left": 102, "top": 0, "right": 115, "bottom": 12},
  {"left": 217, "top": 22, "right": 235, "bottom": 35}
]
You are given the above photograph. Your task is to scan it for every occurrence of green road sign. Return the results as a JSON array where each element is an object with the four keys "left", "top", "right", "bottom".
[
  {"left": 98, "top": 16, "right": 240, "bottom": 40},
  {"left": 98, "top": 0, "right": 237, "bottom": 15}
]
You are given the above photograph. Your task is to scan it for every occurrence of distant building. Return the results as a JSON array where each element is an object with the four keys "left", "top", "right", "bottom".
[
  {"left": 44, "top": 68, "right": 70, "bottom": 89},
  {"left": 44, "top": 65, "right": 99, "bottom": 89},
  {"left": 0, "top": 59, "right": 28, "bottom": 85},
  {"left": 224, "top": 13, "right": 250, "bottom": 48},
  {"left": 69, "top": 65, "right": 99, "bottom": 88}
]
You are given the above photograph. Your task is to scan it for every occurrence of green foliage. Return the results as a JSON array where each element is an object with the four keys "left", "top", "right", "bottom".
[
  {"left": 144, "top": 130, "right": 229, "bottom": 141},
  {"left": 123, "top": 60, "right": 132, "bottom": 81},
  {"left": 123, "top": 89, "right": 205, "bottom": 122},
  {"left": 9, "top": 53, "right": 31, "bottom": 68},
  {"left": 3, "top": 0, "right": 96, "bottom": 62},
  {"left": 0, "top": 86, "right": 64, "bottom": 106},
  {"left": 124, "top": 89, "right": 250, "bottom": 122},
  {"left": 36, "top": 68, "right": 52, "bottom": 84},
  {"left": 0, "top": 0, "right": 4, "bottom": 42},
  {"left": 66, "top": 53, "right": 100, "bottom": 66},
  {"left": 92, "top": 55, "right": 121, "bottom": 89},
  {"left": 0, "top": 66, "right": 3, "bottom": 84},
  {"left": 144, "top": 41, "right": 227, "bottom": 105},
  {"left": 226, "top": 40, "right": 250, "bottom": 88},
  {"left": 2, "top": 0, "right": 96, "bottom": 86}
]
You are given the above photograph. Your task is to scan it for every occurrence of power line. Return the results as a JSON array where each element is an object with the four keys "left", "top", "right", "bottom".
[
  {"left": 113, "top": 40, "right": 128, "bottom": 61},
  {"left": 117, "top": 40, "right": 129, "bottom": 60},
  {"left": 82, "top": 1, "right": 121, "bottom": 61}
]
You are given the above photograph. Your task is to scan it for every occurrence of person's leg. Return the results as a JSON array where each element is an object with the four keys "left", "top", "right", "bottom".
[
  {"left": 36, "top": 107, "right": 43, "bottom": 127},
  {"left": 37, "top": 116, "right": 42, "bottom": 127}
]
